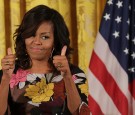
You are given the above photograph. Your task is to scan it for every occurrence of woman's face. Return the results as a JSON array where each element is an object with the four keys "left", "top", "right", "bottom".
[{"left": 25, "top": 21, "right": 54, "bottom": 61}]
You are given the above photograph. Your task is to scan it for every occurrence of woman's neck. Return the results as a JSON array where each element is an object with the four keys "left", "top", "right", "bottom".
[{"left": 29, "top": 60, "right": 52, "bottom": 74}]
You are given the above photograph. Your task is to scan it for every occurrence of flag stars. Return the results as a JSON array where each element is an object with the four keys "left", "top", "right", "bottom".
[
  {"left": 123, "top": 48, "right": 129, "bottom": 55},
  {"left": 113, "top": 31, "right": 119, "bottom": 38},
  {"left": 116, "top": 1, "right": 123, "bottom": 8},
  {"left": 131, "top": 52, "right": 135, "bottom": 59},
  {"left": 126, "top": 34, "right": 129, "bottom": 40},
  {"left": 115, "top": 16, "right": 122, "bottom": 23},
  {"left": 129, "top": 5, "right": 131, "bottom": 10},
  {"left": 107, "top": 0, "right": 113, "bottom": 5},
  {"left": 132, "top": 38, "right": 135, "bottom": 45},
  {"left": 128, "top": 68, "right": 135, "bottom": 72},
  {"left": 104, "top": 13, "right": 110, "bottom": 21},
  {"left": 127, "top": 19, "right": 130, "bottom": 25}
]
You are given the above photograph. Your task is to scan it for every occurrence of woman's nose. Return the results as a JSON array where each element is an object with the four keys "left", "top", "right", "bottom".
[{"left": 33, "top": 36, "right": 42, "bottom": 45}]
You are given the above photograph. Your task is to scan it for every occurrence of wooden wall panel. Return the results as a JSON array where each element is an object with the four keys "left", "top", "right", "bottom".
[
  {"left": 4, "top": 0, "right": 11, "bottom": 49},
  {"left": 20, "top": 0, "right": 26, "bottom": 21}
]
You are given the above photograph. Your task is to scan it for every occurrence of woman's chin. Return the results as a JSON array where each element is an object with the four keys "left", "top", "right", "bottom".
[{"left": 30, "top": 55, "right": 49, "bottom": 61}]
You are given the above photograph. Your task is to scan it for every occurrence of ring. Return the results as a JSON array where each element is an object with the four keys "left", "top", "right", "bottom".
[
  {"left": 57, "top": 62, "right": 63, "bottom": 68},
  {"left": 5, "top": 61, "right": 9, "bottom": 65}
]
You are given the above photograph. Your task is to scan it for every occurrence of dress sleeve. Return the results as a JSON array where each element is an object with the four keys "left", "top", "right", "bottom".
[
  {"left": 70, "top": 64, "right": 90, "bottom": 114},
  {"left": 78, "top": 102, "right": 90, "bottom": 115}
]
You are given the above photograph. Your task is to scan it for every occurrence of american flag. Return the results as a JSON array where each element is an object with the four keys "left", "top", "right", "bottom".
[{"left": 88, "top": 0, "right": 135, "bottom": 114}]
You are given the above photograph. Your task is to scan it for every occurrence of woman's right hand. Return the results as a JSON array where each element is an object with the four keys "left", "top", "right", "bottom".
[{"left": 1, "top": 48, "right": 15, "bottom": 78}]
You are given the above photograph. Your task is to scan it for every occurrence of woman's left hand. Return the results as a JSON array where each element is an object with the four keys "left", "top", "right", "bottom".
[{"left": 53, "top": 46, "right": 71, "bottom": 77}]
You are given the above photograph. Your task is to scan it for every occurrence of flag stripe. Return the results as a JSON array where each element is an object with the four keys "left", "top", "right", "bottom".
[
  {"left": 88, "top": 69, "right": 120, "bottom": 114},
  {"left": 129, "top": 80, "right": 135, "bottom": 99},
  {"left": 94, "top": 33, "right": 130, "bottom": 98},
  {"left": 89, "top": 50, "right": 128, "bottom": 115},
  {"left": 133, "top": 96, "right": 135, "bottom": 114},
  {"left": 94, "top": 32, "right": 134, "bottom": 114},
  {"left": 88, "top": 0, "right": 135, "bottom": 114},
  {"left": 88, "top": 94, "right": 104, "bottom": 115}
]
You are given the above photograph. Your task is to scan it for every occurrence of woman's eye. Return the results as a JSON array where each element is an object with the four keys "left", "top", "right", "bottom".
[{"left": 41, "top": 36, "right": 49, "bottom": 40}]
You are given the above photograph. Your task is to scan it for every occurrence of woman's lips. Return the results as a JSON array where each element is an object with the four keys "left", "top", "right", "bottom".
[{"left": 30, "top": 47, "right": 43, "bottom": 52}]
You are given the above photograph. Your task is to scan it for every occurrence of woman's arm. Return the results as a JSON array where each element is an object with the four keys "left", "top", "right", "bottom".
[
  {"left": 53, "top": 46, "right": 82, "bottom": 114},
  {"left": 53, "top": 46, "right": 90, "bottom": 114},
  {"left": 0, "top": 76, "right": 10, "bottom": 114},
  {"left": 63, "top": 74, "right": 81, "bottom": 114},
  {"left": 0, "top": 48, "right": 15, "bottom": 114},
  {"left": 64, "top": 72, "right": 90, "bottom": 115}
]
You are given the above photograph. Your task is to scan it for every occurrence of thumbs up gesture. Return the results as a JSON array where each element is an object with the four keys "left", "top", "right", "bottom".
[
  {"left": 1, "top": 48, "right": 15, "bottom": 77},
  {"left": 53, "top": 46, "right": 71, "bottom": 77}
]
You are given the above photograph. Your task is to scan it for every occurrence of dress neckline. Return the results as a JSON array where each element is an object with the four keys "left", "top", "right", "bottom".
[{"left": 22, "top": 68, "right": 53, "bottom": 75}]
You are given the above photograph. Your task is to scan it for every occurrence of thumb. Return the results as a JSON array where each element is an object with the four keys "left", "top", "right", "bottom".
[
  {"left": 61, "top": 46, "right": 67, "bottom": 56},
  {"left": 7, "top": 47, "right": 13, "bottom": 55},
  {"left": 61, "top": 46, "right": 67, "bottom": 76},
  {"left": 7, "top": 48, "right": 14, "bottom": 75}
]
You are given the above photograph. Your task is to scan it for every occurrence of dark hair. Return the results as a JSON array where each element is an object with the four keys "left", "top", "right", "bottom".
[{"left": 14, "top": 5, "right": 73, "bottom": 70}]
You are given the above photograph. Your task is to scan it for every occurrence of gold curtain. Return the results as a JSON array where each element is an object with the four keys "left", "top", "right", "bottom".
[
  {"left": 0, "top": 0, "right": 5, "bottom": 64},
  {"left": 77, "top": 0, "right": 106, "bottom": 73},
  {"left": 0, "top": 0, "right": 106, "bottom": 72},
  {"left": 10, "top": 0, "right": 20, "bottom": 53}
]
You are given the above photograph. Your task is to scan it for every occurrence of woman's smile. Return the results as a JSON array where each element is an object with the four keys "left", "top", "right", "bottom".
[{"left": 30, "top": 47, "right": 43, "bottom": 52}]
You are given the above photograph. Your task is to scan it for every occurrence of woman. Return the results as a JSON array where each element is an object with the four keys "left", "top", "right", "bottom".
[{"left": 0, "top": 5, "right": 90, "bottom": 115}]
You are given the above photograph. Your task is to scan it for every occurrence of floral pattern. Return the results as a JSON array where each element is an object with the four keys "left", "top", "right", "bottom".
[
  {"left": 78, "top": 80, "right": 88, "bottom": 96},
  {"left": 5, "top": 65, "right": 90, "bottom": 114},
  {"left": 10, "top": 69, "right": 30, "bottom": 88},
  {"left": 9, "top": 68, "right": 88, "bottom": 105},
  {"left": 24, "top": 78, "right": 54, "bottom": 103}
]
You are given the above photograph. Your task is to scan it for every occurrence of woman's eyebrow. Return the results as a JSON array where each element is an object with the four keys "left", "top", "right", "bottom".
[{"left": 40, "top": 32, "right": 50, "bottom": 35}]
